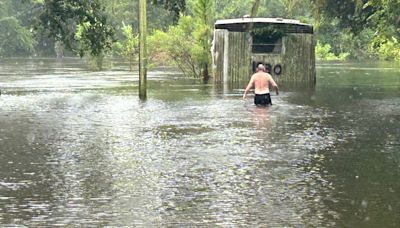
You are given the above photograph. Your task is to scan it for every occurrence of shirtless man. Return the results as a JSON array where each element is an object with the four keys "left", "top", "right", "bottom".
[{"left": 242, "top": 63, "right": 279, "bottom": 106}]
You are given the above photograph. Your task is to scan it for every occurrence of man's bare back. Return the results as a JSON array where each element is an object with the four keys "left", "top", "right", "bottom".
[
  {"left": 242, "top": 64, "right": 279, "bottom": 105},
  {"left": 251, "top": 72, "right": 276, "bottom": 94}
]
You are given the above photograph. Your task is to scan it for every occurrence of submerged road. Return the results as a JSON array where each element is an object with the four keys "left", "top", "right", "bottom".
[{"left": 0, "top": 58, "right": 399, "bottom": 227}]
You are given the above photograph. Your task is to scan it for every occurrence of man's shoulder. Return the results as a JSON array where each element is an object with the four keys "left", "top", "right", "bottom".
[
  {"left": 257, "top": 72, "right": 271, "bottom": 78},
  {"left": 264, "top": 73, "right": 273, "bottom": 79},
  {"left": 252, "top": 72, "right": 272, "bottom": 79},
  {"left": 250, "top": 73, "right": 259, "bottom": 79},
  {"left": 252, "top": 72, "right": 266, "bottom": 76}
]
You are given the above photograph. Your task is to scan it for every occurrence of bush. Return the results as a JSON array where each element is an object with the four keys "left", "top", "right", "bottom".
[
  {"left": 370, "top": 36, "right": 400, "bottom": 61},
  {"left": 148, "top": 15, "right": 202, "bottom": 77},
  {"left": 0, "top": 17, "right": 35, "bottom": 57},
  {"left": 315, "top": 41, "right": 349, "bottom": 61},
  {"left": 75, "top": 21, "right": 114, "bottom": 70},
  {"left": 113, "top": 23, "right": 139, "bottom": 70}
]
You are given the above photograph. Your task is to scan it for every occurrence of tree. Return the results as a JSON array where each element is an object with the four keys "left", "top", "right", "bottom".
[
  {"left": 310, "top": 0, "right": 400, "bottom": 61},
  {"left": 119, "top": 23, "right": 139, "bottom": 71},
  {"left": 37, "top": 0, "right": 114, "bottom": 69},
  {"left": 191, "top": 0, "right": 214, "bottom": 81},
  {"left": 365, "top": 0, "right": 400, "bottom": 38},
  {"left": 365, "top": 0, "right": 400, "bottom": 61},
  {"left": 148, "top": 0, "right": 214, "bottom": 81},
  {"left": 151, "top": 0, "right": 186, "bottom": 23},
  {"left": 250, "top": 0, "right": 261, "bottom": 17},
  {"left": 215, "top": 0, "right": 253, "bottom": 19},
  {"left": 148, "top": 15, "right": 200, "bottom": 78},
  {"left": 100, "top": 0, "right": 174, "bottom": 33},
  {"left": 0, "top": 0, "right": 37, "bottom": 57},
  {"left": 279, "top": 0, "right": 301, "bottom": 17},
  {"left": 309, "top": 0, "right": 374, "bottom": 34},
  {"left": 0, "top": 17, "right": 35, "bottom": 57}
]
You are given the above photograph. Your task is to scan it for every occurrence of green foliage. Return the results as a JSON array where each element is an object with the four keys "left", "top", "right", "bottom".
[
  {"left": 364, "top": 0, "right": 400, "bottom": 61},
  {"left": 98, "top": 0, "right": 175, "bottom": 65},
  {"left": 0, "top": 0, "right": 39, "bottom": 57},
  {"left": 310, "top": 0, "right": 373, "bottom": 34},
  {"left": 119, "top": 23, "right": 139, "bottom": 70},
  {"left": 0, "top": 1, "right": 12, "bottom": 17},
  {"left": 316, "top": 41, "right": 349, "bottom": 61},
  {"left": 370, "top": 35, "right": 400, "bottom": 61},
  {"left": 151, "top": 0, "right": 186, "bottom": 23},
  {"left": 214, "top": 0, "right": 313, "bottom": 20},
  {"left": 250, "top": 0, "right": 261, "bottom": 17},
  {"left": 148, "top": 15, "right": 201, "bottom": 77},
  {"left": 316, "top": 18, "right": 376, "bottom": 60},
  {"left": 148, "top": 0, "right": 214, "bottom": 79},
  {"left": 0, "top": 0, "right": 399, "bottom": 65},
  {"left": 191, "top": 0, "right": 214, "bottom": 80},
  {"left": 339, "top": 28, "right": 377, "bottom": 60},
  {"left": 100, "top": 0, "right": 174, "bottom": 33},
  {"left": 0, "top": 17, "right": 35, "bottom": 57},
  {"left": 215, "top": 0, "right": 253, "bottom": 19},
  {"left": 279, "top": 0, "right": 301, "bottom": 17},
  {"left": 365, "top": 0, "right": 400, "bottom": 37},
  {"left": 311, "top": 0, "right": 400, "bottom": 61},
  {"left": 38, "top": 0, "right": 114, "bottom": 68},
  {"left": 251, "top": 25, "right": 285, "bottom": 39}
]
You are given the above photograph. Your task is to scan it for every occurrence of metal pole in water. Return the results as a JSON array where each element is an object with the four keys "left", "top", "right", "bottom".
[{"left": 139, "top": 0, "right": 147, "bottom": 100}]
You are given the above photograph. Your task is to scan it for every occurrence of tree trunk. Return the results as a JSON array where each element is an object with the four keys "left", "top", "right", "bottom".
[
  {"left": 139, "top": 0, "right": 147, "bottom": 100},
  {"left": 247, "top": 0, "right": 261, "bottom": 31},
  {"left": 202, "top": 63, "right": 209, "bottom": 83},
  {"left": 250, "top": 0, "right": 260, "bottom": 18}
]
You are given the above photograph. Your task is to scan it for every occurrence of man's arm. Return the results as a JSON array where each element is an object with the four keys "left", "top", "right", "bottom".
[
  {"left": 268, "top": 74, "right": 279, "bottom": 95},
  {"left": 242, "top": 76, "right": 255, "bottom": 99}
]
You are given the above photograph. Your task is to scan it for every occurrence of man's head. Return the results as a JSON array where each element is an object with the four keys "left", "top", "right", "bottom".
[{"left": 257, "top": 63, "right": 266, "bottom": 72}]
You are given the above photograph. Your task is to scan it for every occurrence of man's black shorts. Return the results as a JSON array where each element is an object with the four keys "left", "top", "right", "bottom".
[{"left": 254, "top": 93, "right": 272, "bottom": 106}]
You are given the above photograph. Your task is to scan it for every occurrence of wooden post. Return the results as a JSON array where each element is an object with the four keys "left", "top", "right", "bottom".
[{"left": 139, "top": 0, "right": 147, "bottom": 100}]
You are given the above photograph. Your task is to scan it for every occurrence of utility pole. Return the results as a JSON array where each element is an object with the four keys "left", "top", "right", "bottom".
[{"left": 139, "top": 0, "right": 147, "bottom": 100}]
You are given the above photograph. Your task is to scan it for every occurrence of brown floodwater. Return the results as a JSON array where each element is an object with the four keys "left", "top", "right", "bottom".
[{"left": 0, "top": 58, "right": 399, "bottom": 227}]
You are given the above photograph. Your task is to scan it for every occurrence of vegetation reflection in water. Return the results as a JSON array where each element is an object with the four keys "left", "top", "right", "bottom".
[{"left": 0, "top": 59, "right": 399, "bottom": 227}]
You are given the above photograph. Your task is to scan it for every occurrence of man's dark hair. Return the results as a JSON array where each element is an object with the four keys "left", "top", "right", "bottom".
[{"left": 263, "top": 63, "right": 271, "bottom": 73}]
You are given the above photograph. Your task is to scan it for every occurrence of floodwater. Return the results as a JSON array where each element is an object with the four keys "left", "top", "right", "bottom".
[{"left": 0, "top": 58, "right": 399, "bottom": 227}]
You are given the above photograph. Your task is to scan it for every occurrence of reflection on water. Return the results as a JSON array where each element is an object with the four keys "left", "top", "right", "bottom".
[{"left": 0, "top": 59, "right": 399, "bottom": 227}]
